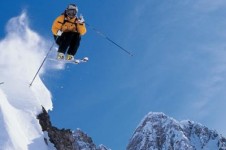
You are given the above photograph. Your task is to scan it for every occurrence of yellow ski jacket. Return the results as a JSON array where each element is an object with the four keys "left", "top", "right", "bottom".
[{"left": 52, "top": 15, "right": 86, "bottom": 36}]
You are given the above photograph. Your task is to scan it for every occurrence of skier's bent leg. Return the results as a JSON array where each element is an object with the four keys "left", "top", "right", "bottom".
[
  {"left": 67, "top": 32, "right": 81, "bottom": 56},
  {"left": 57, "top": 32, "right": 74, "bottom": 54}
]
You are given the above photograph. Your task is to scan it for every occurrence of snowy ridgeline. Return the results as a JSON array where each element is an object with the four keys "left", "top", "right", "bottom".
[{"left": 127, "top": 112, "right": 226, "bottom": 150}]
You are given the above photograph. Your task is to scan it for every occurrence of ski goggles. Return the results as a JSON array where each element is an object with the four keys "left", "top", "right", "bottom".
[{"left": 66, "top": 9, "right": 77, "bottom": 18}]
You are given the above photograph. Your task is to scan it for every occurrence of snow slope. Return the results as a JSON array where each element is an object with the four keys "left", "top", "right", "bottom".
[{"left": 0, "top": 12, "right": 53, "bottom": 150}]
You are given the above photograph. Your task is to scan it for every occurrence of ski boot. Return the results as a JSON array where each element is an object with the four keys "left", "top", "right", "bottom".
[
  {"left": 57, "top": 52, "right": 64, "bottom": 60},
  {"left": 66, "top": 54, "right": 74, "bottom": 61}
]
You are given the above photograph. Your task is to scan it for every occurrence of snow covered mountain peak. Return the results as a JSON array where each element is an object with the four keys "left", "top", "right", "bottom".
[{"left": 127, "top": 112, "right": 226, "bottom": 150}]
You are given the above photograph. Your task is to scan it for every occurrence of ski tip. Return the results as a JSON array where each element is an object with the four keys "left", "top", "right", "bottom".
[{"left": 82, "top": 57, "right": 89, "bottom": 61}]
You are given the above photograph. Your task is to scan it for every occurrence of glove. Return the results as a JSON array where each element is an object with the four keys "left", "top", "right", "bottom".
[
  {"left": 56, "top": 30, "right": 63, "bottom": 36},
  {"left": 78, "top": 15, "right": 85, "bottom": 24}
]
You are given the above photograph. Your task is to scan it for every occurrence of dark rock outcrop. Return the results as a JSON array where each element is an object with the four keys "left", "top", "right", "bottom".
[{"left": 37, "top": 107, "right": 110, "bottom": 150}]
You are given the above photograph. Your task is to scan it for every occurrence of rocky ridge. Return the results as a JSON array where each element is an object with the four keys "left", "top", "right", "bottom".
[{"left": 37, "top": 107, "right": 110, "bottom": 150}]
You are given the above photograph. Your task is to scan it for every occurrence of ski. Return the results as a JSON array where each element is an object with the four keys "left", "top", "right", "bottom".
[
  {"left": 62, "top": 57, "right": 89, "bottom": 64},
  {"left": 48, "top": 57, "right": 89, "bottom": 64}
]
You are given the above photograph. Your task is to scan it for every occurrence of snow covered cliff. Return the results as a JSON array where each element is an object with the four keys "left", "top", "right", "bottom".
[
  {"left": 0, "top": 12, "right": 53, "bottom": 150},
  {"left": 127, "top": 112, "right": 226, "bottom": 150}
]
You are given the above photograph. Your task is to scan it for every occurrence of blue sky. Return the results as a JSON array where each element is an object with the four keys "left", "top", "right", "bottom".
[{"left": 1, "top": 0, "right": 226, "bottom": 150}]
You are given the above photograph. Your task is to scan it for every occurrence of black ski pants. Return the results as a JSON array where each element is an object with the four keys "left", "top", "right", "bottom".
[{"left": 54, "top": 32, "right": 81, "bottom": 56}]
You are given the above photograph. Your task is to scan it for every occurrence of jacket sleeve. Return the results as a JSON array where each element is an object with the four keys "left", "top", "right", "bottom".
[
  {"left": 77, "top": 23, "right": 87, "bottom": 36},
  {"left": 51, "top": 15, "right": 64, "bottom": 35}
]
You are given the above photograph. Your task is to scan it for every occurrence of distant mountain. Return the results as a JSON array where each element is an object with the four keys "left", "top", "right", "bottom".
[
  {"left": 127, "top": 112, "right": 226, "bottom": 150},
  {"left": 37, "top": 107, "right": 110, "bottom": 150}
]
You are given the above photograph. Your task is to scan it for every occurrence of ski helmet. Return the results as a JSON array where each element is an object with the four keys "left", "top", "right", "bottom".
[{"left": 66, "top": 4, "right": 78, "bottom": 18}]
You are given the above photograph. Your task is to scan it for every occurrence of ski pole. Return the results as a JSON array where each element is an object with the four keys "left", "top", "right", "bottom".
[
  {"left": 29, "top": 40, "right": 56, "bottom": 87},
  {"left": 86, "top": 23, "right": 134, "bottom": 56}
]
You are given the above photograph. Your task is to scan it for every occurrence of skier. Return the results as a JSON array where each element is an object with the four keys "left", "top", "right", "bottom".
[{"left": 52, "top": 4, "right": 87, "bottom": 60}]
